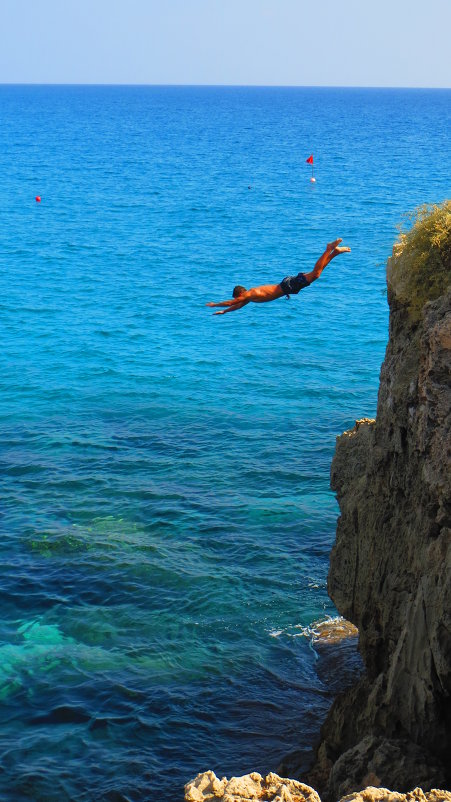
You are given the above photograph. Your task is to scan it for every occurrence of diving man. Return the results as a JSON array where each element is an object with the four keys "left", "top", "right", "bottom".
[{"left": 206, "top": 239, "right": 350, "bottom": 315}]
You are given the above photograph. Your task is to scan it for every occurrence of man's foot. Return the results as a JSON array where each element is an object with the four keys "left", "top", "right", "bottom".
[
  {"left": 326, "top": 238, "right": 342, "bottom": 251},
  {"left": 331, "top": 245, "right": 351, "bottom": 256}
]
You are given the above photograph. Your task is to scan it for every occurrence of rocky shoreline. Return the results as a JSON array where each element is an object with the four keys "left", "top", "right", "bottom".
[{"left": 185, "top": 771, "right": 451, "bottom": 802}]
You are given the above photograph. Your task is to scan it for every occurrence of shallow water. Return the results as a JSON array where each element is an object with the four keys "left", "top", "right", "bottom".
[{"left": 0, "top": 85, "right": 450, "bottom": 800}]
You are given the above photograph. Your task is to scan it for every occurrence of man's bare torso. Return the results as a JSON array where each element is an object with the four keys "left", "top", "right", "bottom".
[{"left": 248, "top": 284, "right": 285, "bottom": 302}]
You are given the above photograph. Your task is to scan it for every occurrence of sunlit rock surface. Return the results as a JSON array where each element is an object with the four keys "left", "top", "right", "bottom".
[
  {"left": 184, "top": 772, "right": 451, "bottom": 802},
  {"left": 339, "top": 789, "right": 451, "bottom": 802},
  {"left": 185, "top": 771, "right": 321, "bottom": 802}
]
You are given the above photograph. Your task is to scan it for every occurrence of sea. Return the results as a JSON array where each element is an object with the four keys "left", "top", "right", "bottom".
[{"left": 0, "top": 85, "right": 450, "bottom": 801}]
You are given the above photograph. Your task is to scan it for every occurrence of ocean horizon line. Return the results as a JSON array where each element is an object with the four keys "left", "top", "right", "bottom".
[{"left": 1, "top": 81, "right": 450, "bottom": 91}]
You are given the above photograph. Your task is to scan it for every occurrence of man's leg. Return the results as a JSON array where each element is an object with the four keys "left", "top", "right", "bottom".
[{"left": 303, "top": 239, "right": 350, "bottom": 285}]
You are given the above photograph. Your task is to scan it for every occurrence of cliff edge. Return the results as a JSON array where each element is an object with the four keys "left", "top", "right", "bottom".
[{"left": 308, "top": 202, "right": 451, "bottom": 800}]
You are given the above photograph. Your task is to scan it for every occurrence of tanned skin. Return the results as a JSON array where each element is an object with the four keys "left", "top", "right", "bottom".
[{"left": 206, "top": 239, "right": 351, "bottom": 315}]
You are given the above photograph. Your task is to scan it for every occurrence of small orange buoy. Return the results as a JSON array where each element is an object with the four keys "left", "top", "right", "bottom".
[
  {"left": 310, "top": 177, "right": 316, "bottom": 183},
  {"left": 35, "top": 196, "right": 41, "bottom": 202}
]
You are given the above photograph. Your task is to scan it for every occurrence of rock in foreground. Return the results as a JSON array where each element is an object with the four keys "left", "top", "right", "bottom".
[
  {"left": 185, "top": 771, "right": 321, "bottom": 802},
  {"left": 340, "top": 789, "right": 451, "bottom": 802},
  {"left": 184, "top": 773, "right": 451, "bottom": 802}
]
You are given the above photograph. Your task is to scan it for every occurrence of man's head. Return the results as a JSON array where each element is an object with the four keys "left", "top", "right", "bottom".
[{"left": 233, "top": 285, "right": 247, "bottom": 298}]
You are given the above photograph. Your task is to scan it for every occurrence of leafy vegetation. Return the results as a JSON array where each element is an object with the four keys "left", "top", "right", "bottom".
[{"left": 389, "top": 200, "right": 451, "bottom": 320}]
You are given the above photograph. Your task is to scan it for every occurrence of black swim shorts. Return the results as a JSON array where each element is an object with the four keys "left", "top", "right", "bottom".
[{"left": 280, "top": 272, "right": 310, "bottom": 296}]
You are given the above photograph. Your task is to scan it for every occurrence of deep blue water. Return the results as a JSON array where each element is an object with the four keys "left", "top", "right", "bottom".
[{"left": 0, "top": 85, "right": 450, "bottom": 801}]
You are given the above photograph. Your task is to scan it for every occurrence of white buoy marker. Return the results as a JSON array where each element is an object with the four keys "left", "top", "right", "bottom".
[{"left": 306, "top": 154, "right": 315, "bottom": 183}]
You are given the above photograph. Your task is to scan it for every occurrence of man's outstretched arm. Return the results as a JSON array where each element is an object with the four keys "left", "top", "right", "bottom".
[{"left": 212, "top": 299, "right": 249, "bottom": 315}]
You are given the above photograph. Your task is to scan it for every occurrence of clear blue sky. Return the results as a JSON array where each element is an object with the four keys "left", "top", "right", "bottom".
[{"left": 1, "top": 0, "right": 451, "bottom": 87}]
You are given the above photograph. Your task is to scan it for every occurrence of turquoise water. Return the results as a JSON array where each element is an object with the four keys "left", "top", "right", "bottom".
[{"left": 0, "top": 86, "right": 450, "bottom": 800}]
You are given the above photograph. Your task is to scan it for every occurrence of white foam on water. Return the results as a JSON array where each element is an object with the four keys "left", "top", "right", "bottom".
[{"left": 267, "top": 615, "right": 356, "bottom": 643}]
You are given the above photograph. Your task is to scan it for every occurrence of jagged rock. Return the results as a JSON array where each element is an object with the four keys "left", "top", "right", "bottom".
[
  {"left": 184, "top": 772, "right": 451, "bottom": 802},
  {"left": 307, "top": 205, "right": 451, "bottom": 798},
  {"left": 339, "top": 788, "right": 451, "bottom": 802},
  {"left": 184, "top": 771, "right": 321, "bottom": 802}
]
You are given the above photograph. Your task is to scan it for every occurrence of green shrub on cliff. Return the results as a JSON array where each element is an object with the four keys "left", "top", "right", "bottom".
[{"left": 388, "top": 200, "right": 451, "bottom": 320}]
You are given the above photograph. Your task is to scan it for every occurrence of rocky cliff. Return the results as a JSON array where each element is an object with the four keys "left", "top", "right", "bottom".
[{"left": 307, "top": 202, "right": 451, "bottom": 800}]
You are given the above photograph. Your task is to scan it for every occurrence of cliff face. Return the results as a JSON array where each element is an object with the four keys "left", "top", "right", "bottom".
[{"left": 308, "top": 205, "right": 451, "bottom": 800}]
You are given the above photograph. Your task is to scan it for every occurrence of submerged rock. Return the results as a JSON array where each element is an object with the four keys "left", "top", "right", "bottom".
[{"left": 308, "top": 617, "right": 359, "bottom": 645}]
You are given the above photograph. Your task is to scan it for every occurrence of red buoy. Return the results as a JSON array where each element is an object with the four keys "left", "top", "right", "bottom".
[{"left": 35, "top": 196, "right": 41, "bottom": 202}]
